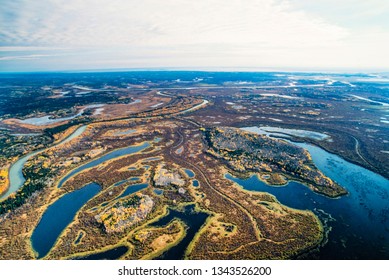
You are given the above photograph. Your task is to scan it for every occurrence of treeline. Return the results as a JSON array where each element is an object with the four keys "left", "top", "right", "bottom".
[
  {"left": 0, "top": 179, "right": 45, "bottom": 215},
  {"left": 0, "top": 167, "right": 52, "bottom": 215}
]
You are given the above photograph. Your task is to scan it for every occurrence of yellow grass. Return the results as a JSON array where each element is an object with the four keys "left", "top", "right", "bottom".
[{"left": 0, "top": 167, "right": 9, "bottom": 195}]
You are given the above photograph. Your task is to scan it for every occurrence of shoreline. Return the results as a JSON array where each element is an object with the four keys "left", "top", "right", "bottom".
[
  {"left": 0, "top": 125, "right": 88, "bottom": 201},
  {"left": 55, "top": 140, "right": 152, "bottom": 189}
]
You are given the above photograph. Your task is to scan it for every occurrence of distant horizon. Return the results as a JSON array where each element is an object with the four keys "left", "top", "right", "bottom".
[{"left": 1, "top": 66, "right": 389, "bottom": 75}]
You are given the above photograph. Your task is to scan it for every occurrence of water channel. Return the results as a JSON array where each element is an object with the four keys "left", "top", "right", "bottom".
[
  {"left": 227, "top": 126, "right": 389, "bottom": 259},
  {"left": 0, "top": 125, "right": 87, "bottom": 200},
  {"left": 75, "top": 246, "right": 128, "bottom": 260},
  {"left": 57, "top": 142, "right": 150, "bottom": 188},
  {"left": 149, "top": 204, "right": 209, "bottom": 260}
]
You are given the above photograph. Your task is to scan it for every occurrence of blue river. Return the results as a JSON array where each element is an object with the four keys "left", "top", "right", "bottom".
[{"left": 226, "top": 140, "right": 389, "bottom": 259}]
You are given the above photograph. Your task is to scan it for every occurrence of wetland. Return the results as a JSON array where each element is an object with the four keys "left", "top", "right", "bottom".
[{"left": 1, "top": 71, "right": 388, "bottom": 260}]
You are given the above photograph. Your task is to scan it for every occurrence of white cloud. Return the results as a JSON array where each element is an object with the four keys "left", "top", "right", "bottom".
[
  {"left": 1, "top": 0, "right": 347, "bottom": 47},
  {"left": 0, "top": 54, "right": 59, "bottom": 61},
  {"left": 286, "top": 0, "right": 389, "bottom": 20},
  {"left": 0, "top": 0, "right": 388, "bottom": 70},
  {"left": 0, "top": 46, "right": 68, "bottom": 52}
]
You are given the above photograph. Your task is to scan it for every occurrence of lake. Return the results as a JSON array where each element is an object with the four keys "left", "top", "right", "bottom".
[{"left": 31, "top": 182, "right": 101, "bottom": 259}]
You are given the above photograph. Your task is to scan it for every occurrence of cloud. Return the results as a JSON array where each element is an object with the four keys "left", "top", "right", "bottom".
[
  {"left": 0, "top": 0, "right": 388, "bottom": 70},
  {"left": 286, "top": 0, "right": 389, "bottom": 22},
  {"left": 0, "top": 0, "right": 347, "bottom": 47},
  {"left": 0, "top": 46, "right": 68, "bottom": 52},
  {"left": 0, "top": 54, "right": 60, "bottom": 61}
]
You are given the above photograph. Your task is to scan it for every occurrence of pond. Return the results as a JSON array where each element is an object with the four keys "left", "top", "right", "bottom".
[
  {"left": 153, "top": 188, "right": 164, "bottom": 195},
  {"left": 74, "top": 232, "right": 84, "bottom": 245},
  {"left": 184, "top": 169, "right": 195, "bottom": 178}
]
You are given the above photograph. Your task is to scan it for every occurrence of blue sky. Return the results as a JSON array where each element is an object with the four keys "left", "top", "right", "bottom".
[{"left": 1, "top": 0, "right": 388, "bottom": 72}]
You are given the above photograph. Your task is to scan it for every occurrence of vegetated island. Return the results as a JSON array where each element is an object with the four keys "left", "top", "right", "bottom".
[{"left": 204, "top": 126, "right": 347, "bottom": 197}]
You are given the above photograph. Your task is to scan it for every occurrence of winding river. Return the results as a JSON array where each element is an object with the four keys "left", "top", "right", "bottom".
[
  {"left": 227, "top": 127, "right": 389, "bottom": 259},
  {"left": 0, "top": 125, "right": 87, "bottom": 201},
  {"left": 180, "top": 100, "right": 209, "bottom": 114}
]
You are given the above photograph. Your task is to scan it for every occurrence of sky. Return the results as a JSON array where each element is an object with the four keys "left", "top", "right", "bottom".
[{"left": 1, "top": 0, "right": 389, "bottom": 72}]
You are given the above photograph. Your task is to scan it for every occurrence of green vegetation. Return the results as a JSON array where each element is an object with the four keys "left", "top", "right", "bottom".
[
  {"left": 0, "top": 155, "right": 54, "bottom": 215},
  {"left": 121, "top": 195, "right": 142, "bottom": 208}
]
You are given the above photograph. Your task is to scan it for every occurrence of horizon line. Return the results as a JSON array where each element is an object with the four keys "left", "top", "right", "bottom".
[{"left": 1, "top": 66, "right": 389, "bottom": 75}]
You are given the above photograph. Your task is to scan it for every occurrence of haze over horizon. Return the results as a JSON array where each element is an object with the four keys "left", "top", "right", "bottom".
[{"left": 1, "top": 0, "right": 389, "bottom": 72}]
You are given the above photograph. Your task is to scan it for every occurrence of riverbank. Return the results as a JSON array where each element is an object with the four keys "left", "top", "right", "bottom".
[
  {"left": 225, "top": 139, "right": 389, "bottom": 259},
  {"left": 0, "top": 167, "right": 9, "bottom": 197},
  {"left": 0, "top": 125, "right": 87, "bottom": 202}
]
